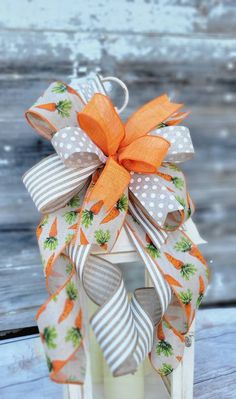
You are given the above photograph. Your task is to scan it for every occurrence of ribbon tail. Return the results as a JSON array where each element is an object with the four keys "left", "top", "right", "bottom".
[{"left": 125, "top": 206, "right": 209, "bottom": 374}]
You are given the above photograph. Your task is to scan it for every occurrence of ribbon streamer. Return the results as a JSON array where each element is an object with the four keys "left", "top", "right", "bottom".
[{"left": 23, "top": 76, "right": 208, "bottom": 384}]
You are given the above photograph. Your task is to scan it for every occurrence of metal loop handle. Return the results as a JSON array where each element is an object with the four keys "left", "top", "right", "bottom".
[{"left": 101, "top": 76, "right": 129, "bottom": 114}]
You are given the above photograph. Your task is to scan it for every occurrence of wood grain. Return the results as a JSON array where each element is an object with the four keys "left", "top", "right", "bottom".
[{"left": 1, "top": 308, "right": 235, "bottom": 398}]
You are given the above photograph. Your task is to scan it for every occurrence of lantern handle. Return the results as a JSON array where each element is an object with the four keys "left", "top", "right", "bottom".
[{"left": 100, "top": 75, "right": 129, "bottom": 114}]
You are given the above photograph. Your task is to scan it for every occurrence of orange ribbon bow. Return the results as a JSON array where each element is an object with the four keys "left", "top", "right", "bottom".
[{"left": 78, "top": 93, "right": 183, "bottom": 211}]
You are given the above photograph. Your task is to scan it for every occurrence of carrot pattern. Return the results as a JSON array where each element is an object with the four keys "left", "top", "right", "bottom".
[
  {"left": 164, "top": 274, "right": 183, "bottom": 288},
  {"left": 101, "top": 194, "right": 128, "bottom": 224},
  {"left": 94, "top": 229, "right": 111, "bottom": 250},
  {"left": 174, "top": 236, "right": 207, "bottom": 265},
  {"left": 80, "top": 229, "right": 89, "bottom": 245},
  {"left": 35, "top": 99, "right": 72, "bottom": 118},
  {"left": 81, "top": 200, "right": 104, "bottom": 228},
  {"left": 156, "top": 171, "right": 184, "bottom": 190},
  {"left": 178, "top": 289, "right": 193, "bottom": 322},
  {"left": 58, "top": 281, "right": 78, "bottom": 323},
  {"left": 44, "top": 217, "right": 58, "bottom": 251},
  {"left": 51, "top": 81, "right": 82, "bottom": 98},
  {"left": 196, "top": 276, "right": 205, "bottom": 307},
  {"left": 164, "top": 252, "right": 197, "bottom": 280}
]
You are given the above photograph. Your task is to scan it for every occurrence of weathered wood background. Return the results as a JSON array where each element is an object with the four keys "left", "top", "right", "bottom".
[{"left": 0, "top": 0, "right": 236, "bottom": 397}]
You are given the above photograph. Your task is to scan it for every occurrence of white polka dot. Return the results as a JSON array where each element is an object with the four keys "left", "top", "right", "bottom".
[
  {"left": 59, "top": 142, "right": 64, "bottom": 148},
  {"left": 75, "top": 147, "right": 80, "bottom": 152},
  {"left": 130, "top": 178, "right": 134, "bottom": 184},
  {"left": 157, "top": 212, "right": 163, "bottom": 218},
  {"left": 82, "top": 137, "right": 86, "bottom": 142},
  {"left": 136, "top": 185, "right": 140, "bottom": 190},
  {"left": 142, "top": 192, "right": 147, "bottom": 198},
  {"left": 62, "top": 133, "right": 67, "bottom": 138},
  {"left": 71, "top": 136, "right": 76, "bottom": 141},
  {"left": 152, "top": 185, "right": 157, "bottom": 190},
  {"left": 176, "top": 132, "right": 181, "bottom": 137},
  {"left": 144, "top": 184, "right": 148, "bottom": 189},
  {"left": 183, "top": 138, "right": 188, "bottom": 143},
  {"left": 74, "top": 131, "right": 79, "bottom": 136},
  {"left": 154, "top": 177, "right": 159, "bottom": 182},
  {"left": 145, "top": 177, "right": 150, "bottom": 181},
  {"left": 66, "top": 127, "right": 71, "bottom": 131},
  {"left": 79, "top": 142, "right": 84, "bottom": 147},
  {"left": 67, "top": 144, "right": 72, "bottom": 149},
  {"left": 178, "top": 144, "right": 183, "bottom": 149},
  {"left": 168, "top": 204, "right": 174, "bottom": 210},
  {"left": 160, "top": 194, "right": 165, "bottom": 199},
  {"left": 159, "top": 203, "right": 164, "bottom": 208},
  {"left": 151, "top": 193, "right": 156, "bottom": 198},
  {"left": 161, "top": 186, "right": 167, "bottom": 191},
  {"left": 170, "top": 195, "right": 175, "bottom": 200},
  {"left": 137, "top": 178, "right": 142, "bottom": 183},
  {"left": 149, "top": 202, "right": 154, "bottom": 207},
  {"left": 171, "top": 138, "right": 176, "bottom": 143}
]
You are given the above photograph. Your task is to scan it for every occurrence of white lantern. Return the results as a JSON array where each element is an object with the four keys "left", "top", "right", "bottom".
[{"left": 64, "top": 218, "right": 203, "bottom": 399}]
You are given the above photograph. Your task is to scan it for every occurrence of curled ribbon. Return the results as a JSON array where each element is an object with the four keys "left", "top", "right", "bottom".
[{"left": 23, "top": 77, "right": 208, "bottom": 384}]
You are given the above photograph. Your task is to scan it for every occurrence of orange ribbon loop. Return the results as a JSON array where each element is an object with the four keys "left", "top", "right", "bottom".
[
  {"left": 121, "top": 94, "right": 183, "bottom": 148},
  {"left": 78, "top": 93, "right": 125, "bottom": 156},
  {"left": 118, "top": 135, "right": 170, "bottom": 174}
]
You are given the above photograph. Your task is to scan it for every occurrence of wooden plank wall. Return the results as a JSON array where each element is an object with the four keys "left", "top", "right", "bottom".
[{"left": 0, "top": 0, "right": 236, "bottom": 332}]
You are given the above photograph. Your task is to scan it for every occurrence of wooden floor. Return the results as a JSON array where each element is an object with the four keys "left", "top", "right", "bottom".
[
  {"left": 1, "top": 308, "right": 235, "bottom": 399},
  {"left": 0, "top": 1, "right": 236, "bottom": 397}
]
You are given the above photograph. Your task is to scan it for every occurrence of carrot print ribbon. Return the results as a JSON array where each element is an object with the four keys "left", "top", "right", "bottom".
[{"left": 23, "top": 75, "right": 208, "bottom": 384}]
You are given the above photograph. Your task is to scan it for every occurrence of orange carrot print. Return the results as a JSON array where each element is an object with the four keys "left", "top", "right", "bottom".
[
  {"left": 81, "top": 200, "right": 104, "bottom": 228},
  {"left": 164, "top": 252, "right": 197, "bottom": 280},
  {"left": 58, "top": 281, "right": 78, "bottom": 323},
  {"left": 196, "top": 276, "right": 205, "bottom": 308},
  {"left": 80, "top": 229, "right": 89, "bottom": 245},
  {"left": 101, "top": 194, "right": 128, "bottom": 224},
  {"left": 44, "top": 217, "right": 58, "bottom": 251},
  {"left": 174, "top": 236, "right": 207, "bottom": 265},
  {"left": 51, "top": 359, "right": 67, "bottom": 373},
  {"left": 36, "top": 99, "right": 72, "bottom": 118},
  {"left": 178, "top": 289, "right": 192, "bottom": 322},
  {"left": 164, "top": 274, "right": 183, "bottom": 288},
  {"left": 36, "top": 103, "right": 57, "bottom": 112},
  {"left": 75, "top": 309, "right": 83, "bottom": 330},
  {"left": 156, "top": 171, "right": 184, "bottom": 190},
  {"left": 44, "top": 253, "right": 55, "bottom": 277},
  {"left": 157, "top": 322, "right": 165, "bottom": 340},
  {"left": 94, "top": 229, "right": 111, "bottom": 251}
]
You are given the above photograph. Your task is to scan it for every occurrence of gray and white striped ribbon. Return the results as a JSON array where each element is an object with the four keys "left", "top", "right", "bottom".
[
  {"left": 22, "top": 154, "right": 100, "bottom": 213},
  {"left": 67, "top": 229, "right": 170, "bottom": 376}
]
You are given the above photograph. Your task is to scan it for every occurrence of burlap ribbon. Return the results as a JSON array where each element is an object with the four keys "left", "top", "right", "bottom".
[{"left": 23, "top": 77, "right": 208, "bottom": 384}]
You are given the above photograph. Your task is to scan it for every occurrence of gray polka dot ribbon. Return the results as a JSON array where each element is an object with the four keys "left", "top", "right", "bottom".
[{"left": 23, "top": 75, "right": 208, "bottom": 384}]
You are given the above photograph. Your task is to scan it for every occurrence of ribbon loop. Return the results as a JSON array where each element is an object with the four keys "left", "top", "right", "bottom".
[
  {"left": 121, "top": 94, "right": 183, "bottom": 148},
  {"left": 119, "top": 135, "right": 170, "bottom": 173},
  {"left": 25, "top": 81, "right": 85, "bottom": 140},
  {"left": 78, "top": 93, "right": 125, "bottom": 156}
]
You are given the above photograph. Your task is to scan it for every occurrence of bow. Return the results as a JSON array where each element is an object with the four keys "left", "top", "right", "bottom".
[{"left": 23, "top": 78, "right": 208, "bottom": 384}]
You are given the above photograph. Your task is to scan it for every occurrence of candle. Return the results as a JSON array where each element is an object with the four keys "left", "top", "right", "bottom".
[{"left": 104, "top": 360, "right": 144, "bottom": 399}]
